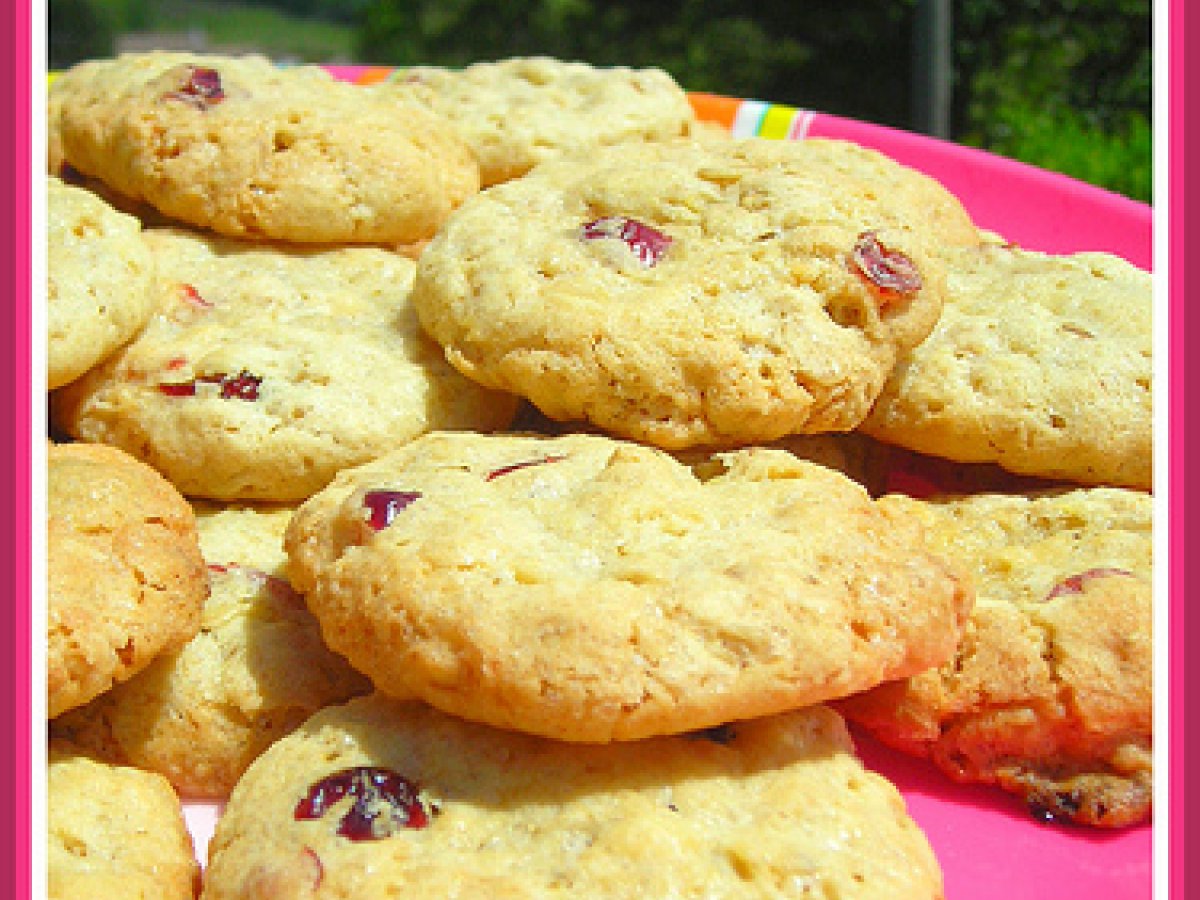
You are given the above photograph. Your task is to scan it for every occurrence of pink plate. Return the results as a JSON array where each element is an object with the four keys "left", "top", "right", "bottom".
[{"left": 185, "top": 69, "right": 1154, "bottom": 899}]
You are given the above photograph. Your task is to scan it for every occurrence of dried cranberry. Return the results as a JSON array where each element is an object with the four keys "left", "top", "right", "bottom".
[
  {"left": 166, "top": 66, "right": 226, "bottom": 109},
  {"left": 363, "top": 490, "right": 422, "bottom": 531},
  {"left": 294, "top": 766, "right": 429, "bottom": 841},
  {"left": 157, "top": 381, "right": 198, "bottom": 397},
  {"left": 1045, "top": 567, "right": 1135, "bottom": 600},
  {"left": 157, "top": 370, "right": 262, "bottom": 401},
  {"left": 216, "top": 370, "right": 262, "bottom": 401},
  {"left": 485, "top": 454, "right": 566, "bottom": 482},
  {"left": 849, "top": 231, "right": 922, "bottom": 302},
  {"left": 580, "top": 216, "right": 672, "bottom": 267},
  {"left": 180, "top": 284, "right": 212, "bottom": 308}
]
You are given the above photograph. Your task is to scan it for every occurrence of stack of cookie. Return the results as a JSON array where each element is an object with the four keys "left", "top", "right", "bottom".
[{"left": 44, "top": 50, "right": 1152, "bottom": 899}]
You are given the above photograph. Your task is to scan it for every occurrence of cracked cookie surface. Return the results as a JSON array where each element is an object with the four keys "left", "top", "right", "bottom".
[
  {"left": 837, "top": 487, "right": 1153, "bottom": 827},
  {"left": 52, "top": 228, "right": 519, "bottom": 501},
  {"left": 412, "top": 137, "right": 971, "bottom": 449},
  {"left": 862, "top": 239, "right": 1153, "bottom": 489},
  {"left": 54, "top": 52, "right": 479, "bottom": 244},
  {"left": 201, "top": 693, "right": 944, "bottom": 899},
  {"left": 47, "top": 441, "right": 207, "bottom": 719},
  {"left": 51, "top": 502, "right": 372, "bottom": 800},
  {"left": 284, "top": 430, "right": 972, "bottom": 743}
]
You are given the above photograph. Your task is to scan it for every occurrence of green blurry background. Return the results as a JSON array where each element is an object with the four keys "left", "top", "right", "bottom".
[{"left": 47, "top": 0, "right": 1152, "bottom": 203}]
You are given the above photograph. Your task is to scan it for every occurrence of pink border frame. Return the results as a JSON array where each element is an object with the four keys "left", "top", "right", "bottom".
[
  {"left": 1168, "top": 0, "right": 1188, "bottom": 897},
  {"left": 12, "top": 3, "right": 1186, "bottom": 896},
  {"left": 8, "top": 2, "right": 32, "bottom": 898}
]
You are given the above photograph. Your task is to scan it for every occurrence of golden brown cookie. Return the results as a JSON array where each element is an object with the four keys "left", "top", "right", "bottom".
[
  {"left": 51, "top": 502, "right": 372, "bottom": 799},
  {"left": 413, "top": 137, "right": 963, "bottom": 449},
  {"left": 47, "top": 441, "right": 208, "bottom": 719},
  {"left": 201, "top": 694, "right": 944, "bottom": 899},
  {"left": 47, "top": 175, "right": 156, "bottom": 390},
  {"left": 55, "top": 52, "right": 479, "bottom": 244},
  {"left": 862, "top": 240, "right": 1153, "bottom": 489},
  {"left": 285, "top": 430, "right": 972, "bottom": 743},
  {"left": 51, "top": 228, "right": 519, "bottom": 501},
  {"left": 391, "top": 56, "right": 696, "bottom": 187},
  {"left": 838, "top": 487, "right": 1153, "bottom": 827},
  {"left": 48, "top": 742, "right": 200, "bottom": 899}
]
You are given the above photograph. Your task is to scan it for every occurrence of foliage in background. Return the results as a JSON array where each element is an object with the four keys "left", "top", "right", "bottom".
[
  {"left": 48, "top": 0, "right": 114, "bottom": 69},
  {"left": 954, "top": 0, "right": 1152, "bottom": 201},
  {"left": 45, "top": 0, "right": 1152, "bottom": 202},
  {"left": 357, "top": 0, "right": 916, "bottom": 130}
]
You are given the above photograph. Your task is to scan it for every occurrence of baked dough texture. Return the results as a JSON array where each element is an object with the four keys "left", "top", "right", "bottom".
[
  {"left": 51, "top": 502, "right": 372, "bottom": 799},
  {"left": 54, "top": 52, "right": 480, "bottom": 244},
  {"left": 47, "top": 441, "right": 208, "bottom": 719},
  {"left": 839, "top": 487, "right": 1152, "bottom": 827},
  {"left": 413, "top": 137, "right": 970, "bottom": 448},
  {"left": 201, "top": 693, "right": 944, "bottom": 899},
  {"left": 863, "top": 240, "right": 1153, "bottom": 489},
  {"left": 48, "top": 742, "right": 200, "bottom": 900},
  {"left": 285, "top": 430, "right": 972, "bottom": 742},
  {"left": 52, "top": 228, "right": 519, "bottom": 501}
]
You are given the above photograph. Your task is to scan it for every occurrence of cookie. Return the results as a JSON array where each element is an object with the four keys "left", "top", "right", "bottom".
[
  {"left": 51, "top": 228, "right": 519, "bottom": 501},
  {"left": 284, "top": 430, "right": 972, "bottom": 743},
  {"left": 793, "top": 137, "right": 982, "bottom": 249},
  {"left": 861, "top": 239, "right": 1153, "bottom": 489},
  {"left": 201, "top": 693, "right": 944, "bottom": 899},
  {"left": 837, "top": 487, "right": 1153, "bottom": 827},
  {"left": 412, "top": 136, "right": 962, "bottom": 449},
  {"left": 51, "top": 502, "right": 373, "bottom": 800},
  {"left": 48, "top": 742, "right": 200, "bottom": 900},
  {"left": 47, "top": 175, "right": 157, "bottom": 390},
  {"left": 392, "top": 56, "right": 696, "bottom": 187},
  {"left": 47, "top": 441, "right": 208, "bottom": 719},
  {"left": 54, "top": 52, "right": 479, "bottom": 244}
]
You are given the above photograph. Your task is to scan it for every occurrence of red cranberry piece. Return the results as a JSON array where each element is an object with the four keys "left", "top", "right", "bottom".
[
  {"left": 166, "top": 66, "right": 226, "bottom": 109},
  {"left": 849, "top": 231, "right": 923, "bottom": 302},
  {"left": 294, "top": 766, "right": 429, "bottom": 841},
  {"left": 156, "top": 370, "right": 262, "bottom": 400},
  {"left": 180, "top": 284, "right": 212, "bottom": 308},
  {"left": 215, "top": 370, "right": 262, "bottom": 401},
  {"left": 485, "top": 454, "right": 566, "bottom": 482},
  {"left": 1045, "top": 567, "right": 1135, "bottom": 600},
  {"left": 157, "top": 381, "right": 198, "bottom": 397},
  {"left": 580, "top": 216, "right": 672, "bottom": 267},
  {"left": 363, "top": 490, "right": 422, "bottom": 531}
]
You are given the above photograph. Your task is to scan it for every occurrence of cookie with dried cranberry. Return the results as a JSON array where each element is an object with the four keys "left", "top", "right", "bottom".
[
  {"left": 54, "top": 52, "right": 479, "bottom": 244},
  {"left": 284, "top": 430, "right": 971, "bottom": 743},
  {"left": 413, "top": 137, "right": 959, "bottom": 449},
  {"left": 391, "top": 56, "right": 697, "bottom": 188},
  {"left": 47, "top": 175, "right": 157, "bottom": 390},
  {"left": 51, "top": 502, "right": 373, "bottom": 800},
  {"left": 837, "top": 487, "right": 1153, "bottom": 827},
  {"left": 861, "top": 239, "right": 1153, "bottom": 489},
  {"left": 48, "top": 742, "right": 200, "bottom": 900},
  {"left": 51, "top": 228, "right": 519, "bottom": 501},
  {"left": 201, "top": 693, "right": 944, "bottom": 899},
  {"left": 47, "top": 440, "right": 207, "bottom": 720}
]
